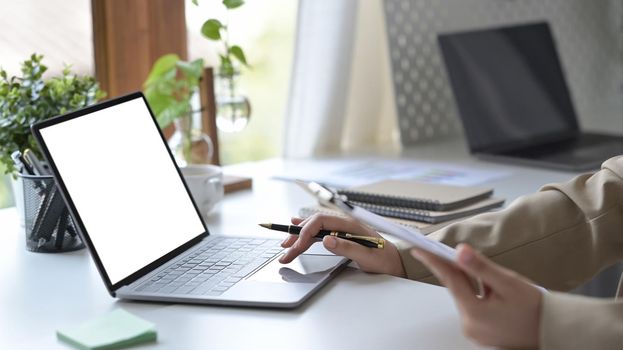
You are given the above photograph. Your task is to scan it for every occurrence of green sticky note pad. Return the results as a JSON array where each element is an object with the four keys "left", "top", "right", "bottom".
[{"left": 57, "top": 309, "right": 157, "bottom": 350}]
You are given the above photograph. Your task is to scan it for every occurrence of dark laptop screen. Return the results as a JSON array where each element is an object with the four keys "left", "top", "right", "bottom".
[{"left": 438, "top": 22, "right": 579, "bottom": 153}]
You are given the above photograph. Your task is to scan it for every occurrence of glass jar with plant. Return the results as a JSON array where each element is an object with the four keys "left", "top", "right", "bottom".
[
  {"left": 143, "top": 54, "right": 213, "bottom": 166},
  {"left": 197, "top": 0, "right": 252, "bottom": 132}
]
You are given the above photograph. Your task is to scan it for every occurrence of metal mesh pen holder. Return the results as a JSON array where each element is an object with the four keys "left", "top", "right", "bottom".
[{"left": 19, "top": 174, "right": 84, "bottom": 253}]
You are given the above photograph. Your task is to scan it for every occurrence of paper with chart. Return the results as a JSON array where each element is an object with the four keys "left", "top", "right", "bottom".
[{"left": 274, "top": 158, "right": 509, "bottom": 188}]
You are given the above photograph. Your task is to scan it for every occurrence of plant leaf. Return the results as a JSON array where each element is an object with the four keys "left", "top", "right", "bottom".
[
  {"left": 155, "top": 102, "right": 191, "bottom": 129},
  {"left": 144, "top": 54, "right": 180, "bottom": 86},
  {"left": 223, "top": 0, "right": 244, "bottom": 9},
  {"left": 144, "top": 89, "right": 174, "bottom": 116},
  {"left": 229, "top": 45, "right": 248, "bottom": 66},
  {"left": 201, "top": 19, "right": 223, "bottom": 40},
  {"left": 192, "top": 0, "right": 198, "bottom": 5},
  {"left": 176, "top": 58, "right": 204, "bottom": 80},
  {"left": 219, "top": 55, "right": 235, "bottom": 77}
]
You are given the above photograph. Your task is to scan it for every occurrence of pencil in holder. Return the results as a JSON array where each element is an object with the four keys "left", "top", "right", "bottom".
[{"left": 19, "top": 173, "right": 84, "bottom": 253}]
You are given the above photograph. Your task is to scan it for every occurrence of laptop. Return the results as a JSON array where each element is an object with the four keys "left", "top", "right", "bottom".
[
  {"left": 438, "top": 21, "right": 623, "bottom": 171},
  {"left": 31, "top": 92, "right": 348, "bottom": 308}
]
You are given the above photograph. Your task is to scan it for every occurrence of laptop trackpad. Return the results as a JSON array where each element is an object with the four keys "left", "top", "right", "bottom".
[{"left": 248, "top": 255, "right": 345, "bottom": 284}]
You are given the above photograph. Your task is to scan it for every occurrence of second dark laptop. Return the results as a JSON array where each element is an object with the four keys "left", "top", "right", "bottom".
[{"left": 438, "top": 21, "right": 623, "bottom": 171}]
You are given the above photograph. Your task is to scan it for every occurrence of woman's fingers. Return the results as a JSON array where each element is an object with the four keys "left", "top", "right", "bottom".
[
  {"left": 280, "top": 234, "right": 298, "bottom": 248},
  {"left": 455, "top": 244, "right": 519, "bottom": 295},
  {"left": 281, "top": 214, "right": 405, "bottom": 276},
  {"left": 290, "top": 217, "right": 304, "bottom": 225},
  {"left": 279, "top": 214, "right": 380, "bottom": 264},
  {"left": 322, "top": 236, "right": 375, "bottom": 269},
  {"left": 413, "top": 245, "right": 543, "bottom": 348},
  {"left": 410, "top": 247, "right": 478, "bottom": 309},
  {"left": 296, "top": 214, "right": 381, "bottom": 237},
  {"left": 323, "top": 234, "right": 405, "bottom": 276},
  {"left": 296, "top": 215, "right": 406, "bottom": 276}
]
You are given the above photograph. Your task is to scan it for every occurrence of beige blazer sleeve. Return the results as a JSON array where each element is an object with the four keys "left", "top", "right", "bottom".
[
  {"left": 397, "top": 156, "right": 623, "bottom": 349},
  {"left": 540, "top": 292, "right": 623, "bottom": 349}
]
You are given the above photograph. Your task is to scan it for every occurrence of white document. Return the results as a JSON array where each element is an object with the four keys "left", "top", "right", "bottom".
[{"left": 343, "top": 203, "right": 457, "bottom": 262}]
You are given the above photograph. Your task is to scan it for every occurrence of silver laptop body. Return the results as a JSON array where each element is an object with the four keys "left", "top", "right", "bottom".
[{"left": 32, "top": 92, "right": 348, "bottom": 308}]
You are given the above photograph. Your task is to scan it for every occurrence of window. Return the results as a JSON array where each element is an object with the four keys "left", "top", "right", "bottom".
[
  {"left": 185, "top": 0, "right": 297, "bottom": 164},
  {"left": 0, "top": 0, "right": 297, "bottom": 208},
  {"left": 0, "top": 0, "right": 93, "bottom": 208}
]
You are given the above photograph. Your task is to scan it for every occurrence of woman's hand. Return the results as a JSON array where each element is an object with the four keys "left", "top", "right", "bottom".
[
  {"left": 410, "top": 244, "right": 543, "bottom": 348},
  {"left": 279, "top": 214, "right": 406, "bottom": 277}
]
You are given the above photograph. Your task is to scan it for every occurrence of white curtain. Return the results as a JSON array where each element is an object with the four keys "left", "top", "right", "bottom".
[{"left": 283, "top": 0, "right": 400, "bottom": 158}]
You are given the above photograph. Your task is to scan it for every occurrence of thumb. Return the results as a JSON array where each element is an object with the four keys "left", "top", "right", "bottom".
[
  {"left": 456, "top": 244, "right": 517, "bottom": 294},
  {"left": 322, "top": 236, "right": 375, "bottom": 271}
]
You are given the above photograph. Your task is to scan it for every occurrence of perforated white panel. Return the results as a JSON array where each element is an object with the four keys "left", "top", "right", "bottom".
[{"left": 384, "top": 0, "right": 623, "bottom": 146}]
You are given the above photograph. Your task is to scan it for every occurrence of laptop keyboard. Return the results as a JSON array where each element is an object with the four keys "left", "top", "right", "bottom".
[{"left": 136, "top": 237, "right": 283, "bottom": 296}]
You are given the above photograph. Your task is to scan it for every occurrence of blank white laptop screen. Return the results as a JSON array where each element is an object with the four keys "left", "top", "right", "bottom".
[{"left": 39, "top": 97, "right": 205, "bottom": 284}]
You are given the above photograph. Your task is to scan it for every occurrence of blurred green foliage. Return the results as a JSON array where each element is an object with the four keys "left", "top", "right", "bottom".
[
  {"left": 143, "top": 54, "right": 204, "bottom": 129},
  {"left": 196, "top": 0, "right": 250, "bottom": 77}
]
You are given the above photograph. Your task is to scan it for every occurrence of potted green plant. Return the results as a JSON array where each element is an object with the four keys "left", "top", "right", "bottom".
[{"left": 0, "top": 54, "right": 104, "bottom": 215}]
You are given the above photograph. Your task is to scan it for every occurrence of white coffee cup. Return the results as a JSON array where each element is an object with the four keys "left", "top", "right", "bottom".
[{"left": 180, "top": 164, "right": 224, "bottom": 222}]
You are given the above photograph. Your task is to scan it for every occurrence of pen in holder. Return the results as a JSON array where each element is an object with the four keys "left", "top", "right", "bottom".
[{"left": 19, "top": 173, "right": 84, "bottom": 253}]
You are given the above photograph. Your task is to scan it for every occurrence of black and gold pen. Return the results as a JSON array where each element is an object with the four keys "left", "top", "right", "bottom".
[{"left": 259, "top": 223, "right": 385, "bottom": 249}]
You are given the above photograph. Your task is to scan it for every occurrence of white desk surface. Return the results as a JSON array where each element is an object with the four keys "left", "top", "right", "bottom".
[{"left": 0, "top": 139, "right": 576, "bottom": 349}]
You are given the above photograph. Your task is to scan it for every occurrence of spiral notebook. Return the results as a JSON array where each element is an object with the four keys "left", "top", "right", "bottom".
[
  {"left": 350, "top": 197, "right": 504, "bottom": 224},
  {"left": 298, "top": 205, "right": 460, "bottom": 235},
  {"left": 337, "top": 180, "right": 494, "bottom": 211}
]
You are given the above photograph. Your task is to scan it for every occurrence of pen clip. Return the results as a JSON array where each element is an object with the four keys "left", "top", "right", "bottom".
[
  {"left": 11, "top": 150, "right": 36, "bottom": 175},
  {"left": 329, "top": 232, "right": 385, "bottom": 249},
  {"left": 295, "top": 180, "right": 352, "bottom": 210},
  {"left": 24, "top": 149, "right": 47, "bottom": 176}
]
